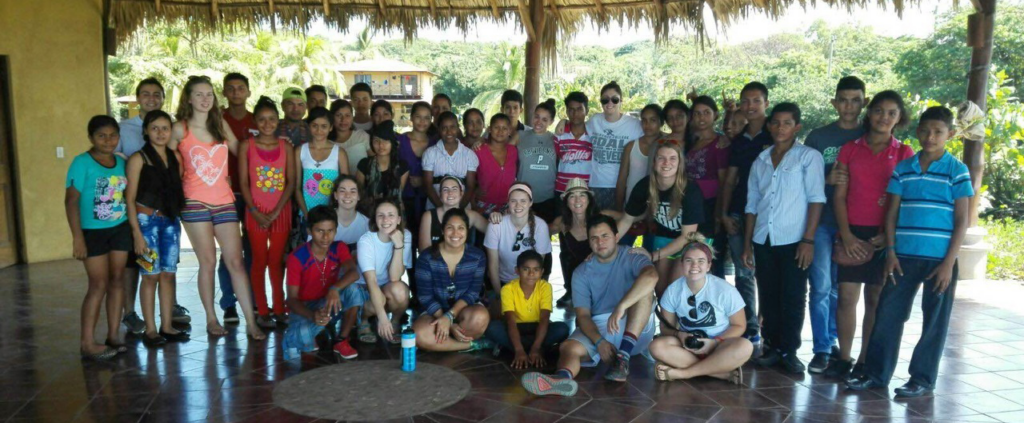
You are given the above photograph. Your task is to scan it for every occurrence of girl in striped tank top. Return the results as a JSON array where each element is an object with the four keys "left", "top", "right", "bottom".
[{"left": 170, "top": 76, "right": 265, "bottom": 341}]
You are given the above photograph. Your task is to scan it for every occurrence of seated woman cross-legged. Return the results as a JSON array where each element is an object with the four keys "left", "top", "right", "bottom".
[
  {"left": 413, "top": 208, "right": 493, "bottom": 352},
  {"left": 649, "top": 234, "right": 752, "bottom": 385}
]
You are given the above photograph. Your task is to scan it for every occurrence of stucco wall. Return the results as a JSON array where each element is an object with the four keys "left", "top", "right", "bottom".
[{"left": 0, "top": 0, "right": 107, "bottom": 262}]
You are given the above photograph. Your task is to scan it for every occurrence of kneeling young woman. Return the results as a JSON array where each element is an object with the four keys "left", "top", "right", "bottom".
[{"left": 649, "top": 234, "right": 752, "bottom": 384}]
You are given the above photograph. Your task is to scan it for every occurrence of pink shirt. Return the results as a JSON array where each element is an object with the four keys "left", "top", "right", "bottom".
[
  {"left": 837, "top": 136, "right": 915, "bottom": 226},
  {"left": 475, "top": 143, "right": 519, "bottom": 208},
  {"left": 179, "top": 123, "right": 235, "bottom": 206},
  {"left": 685, "top": 134, "right": 731, "bottom": 199}
]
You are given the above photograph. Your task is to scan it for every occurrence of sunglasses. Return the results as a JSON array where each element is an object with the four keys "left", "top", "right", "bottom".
[
  {"left": 512, "top": 231, "right": 535, "bottom": 252},
  {"left": 600, "top": 96, "right": 621, "bottom": 105},
  {"left": 687, "top": 295, "right": 697, "bottom": 319}
]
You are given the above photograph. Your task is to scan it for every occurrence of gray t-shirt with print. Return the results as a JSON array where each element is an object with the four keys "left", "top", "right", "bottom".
[
  {"left": 572, "top": 246, "right": 653, "bottom": 316},
  {"left": 804, "top": 121, "right": 865, "bottom": 227},
  {"left": 516, "top": 130, "right": 558, "bottom": 202}
]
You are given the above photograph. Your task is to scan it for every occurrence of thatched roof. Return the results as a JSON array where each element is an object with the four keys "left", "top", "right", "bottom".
[{"left": 110, "top": 0, "right": 929, "bottom": 47}]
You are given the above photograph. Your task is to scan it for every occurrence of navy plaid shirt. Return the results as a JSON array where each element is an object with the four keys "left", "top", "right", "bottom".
[{"left": 415, "top": 245, "right": 487, "bottom": 316}]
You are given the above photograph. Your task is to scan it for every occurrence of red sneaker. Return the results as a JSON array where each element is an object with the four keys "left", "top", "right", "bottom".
[{"left": 333, "top": 339, "right": 358, "bottom": 359}]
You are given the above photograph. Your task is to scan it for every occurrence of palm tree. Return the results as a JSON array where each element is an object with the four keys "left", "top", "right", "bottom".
[
  {"left": 272, "top": 36, "right": 346, "bottom": 97},
  {"left": 471, "top": 43, "right": 526, "bottom": 116}
]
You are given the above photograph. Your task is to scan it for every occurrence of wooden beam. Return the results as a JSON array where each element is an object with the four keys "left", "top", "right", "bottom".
[
  {"left": 427, "top": 0, "right": 436, "bottom": 15},
  {"left": 488, "top": 0, "right": 500, "bottom": 19},
  {"left": 268, "top": 0, "right": 274, "bottom": 14},
  {"left": 524, "top": 0, "right": 545, "bottom": 123},
  {"left": 211, "top": 0, "right": 218, "bottom": 20},
  {"left": 378, "top": 0, "right": 386, "bottom": 14},
  {"left": 963, "top": 0, "right": 996, "bottom": 227},
  {"left": 518, "top": 0, "right": 537, "bottom": 41},
  {"left": 155, "top": 0, "right": 162, "bottom": 12},
  {"left": 593, "top": 0, "right": 604, "bottom": 14},
  {"left": 323, "top": 0, "right": 329, "bottom": 16},
  {"left": 548, "top": 0, "right": 557, "bottom": 15}
]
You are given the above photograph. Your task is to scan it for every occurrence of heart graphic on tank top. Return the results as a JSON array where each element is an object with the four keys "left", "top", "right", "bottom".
[{"left": 189, "top": 144, "right": 228, "bottom": 186}]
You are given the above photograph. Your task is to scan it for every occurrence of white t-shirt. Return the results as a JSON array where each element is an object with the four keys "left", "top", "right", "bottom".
[
  {"left": 660, "top": 274, "right": 745, "bottom": 338},
  {"left": 356, "top": 229, "right": 413, "bottom": 286},
  {"left": 422, "top": 141, "right": 479, "bottom": 209},
  {"left": 353, "top": 120, "right": 373, "bottom": 132},
  {"left": 483, "top": 215, "right": 552, "bottom": 283},
  {"left": 337, "top": 130, "right": 371, "bottom": 172},
  {"left": 335, "top": 213, "right": 370, "bottom": 245},
  {"left": 586, "top": 114, "right": 643, "bottom": 188}
]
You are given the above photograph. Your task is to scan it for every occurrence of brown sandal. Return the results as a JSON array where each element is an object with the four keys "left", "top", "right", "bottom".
[
  {"left": 729, "top": 367, "right": 743, "bottom": 385},
  {"left": 654, "top": 361, "right": 673, "bottom": 381}
]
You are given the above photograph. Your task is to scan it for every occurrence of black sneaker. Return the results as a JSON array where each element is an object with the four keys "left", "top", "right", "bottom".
[
  {"left": 825, "top": 358, "right": 854, "bottom": 379},
  {"left": 830, "top": 345, "right": 840, "bottom": 359},
  {"left": 849, "top": 362, "right": 866, "bottom": 380},
  {"left": 808, "top": 353, "right": 830, "bottom": 374},
  {"left": 894, "top": 381, "right": 932, "bottom": 398},
  {"left": 223, "top": 306, "right": 240, "bottom": 324},
  {"left": 780, "top": 353, "right": 806, "bottom": 374},
  {"left": 753, "top": 348, "right": 781, "bottom": 367}
]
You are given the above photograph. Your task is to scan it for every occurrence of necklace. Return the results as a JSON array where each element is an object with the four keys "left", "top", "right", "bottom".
[{"left": 313, "top": 251, "right": 329, "bottom": 287}]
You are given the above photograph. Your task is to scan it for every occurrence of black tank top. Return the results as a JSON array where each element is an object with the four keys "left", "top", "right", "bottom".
[
  {"left": 560, "top": 229, "right": 592, "bottom": 265},
  {"left": 136, "top": 145, "right": 184, "bottom": 218},
  {"left": 428, "top": 208, "right": 443, "bottom": 247}
]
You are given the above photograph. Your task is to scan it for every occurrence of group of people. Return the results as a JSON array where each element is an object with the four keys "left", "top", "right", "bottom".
[{"left": 66, "top": 72, "right": 971, "bottom": 400}]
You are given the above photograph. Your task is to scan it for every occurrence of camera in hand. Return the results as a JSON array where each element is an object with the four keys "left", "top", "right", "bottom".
[{"left": 685, "top": 330, "right": 709, "bottom": 350}]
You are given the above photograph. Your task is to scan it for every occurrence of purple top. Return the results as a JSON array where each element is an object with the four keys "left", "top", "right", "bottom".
[
  {"left": 685, "top": 134, "right": 731, "bottom": 199},
  {"left": 398, "top": 133, "right": 438, "bottom": 199}
]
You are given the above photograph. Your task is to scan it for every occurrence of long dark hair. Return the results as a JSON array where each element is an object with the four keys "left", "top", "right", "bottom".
[
  {"left": 559, "top": 190, "right": 600, "bottom": 232},
  {"left": 141, "top": 110, "right": 184, "bottom": 217}
]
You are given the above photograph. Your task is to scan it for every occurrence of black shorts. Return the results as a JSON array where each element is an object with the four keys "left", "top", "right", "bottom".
[
  {"left": 532, "top": 198, "right": 561, "bottom": 223},
  {"left": 82, "top": 222, "right": 132, "bottom": 258},
  {"left": 837, "top": 225, "right": 885, "bottom": 285}
]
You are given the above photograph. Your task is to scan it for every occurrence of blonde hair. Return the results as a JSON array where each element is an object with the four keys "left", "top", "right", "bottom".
[
  {"left": 648, "top": 139, "right": 688, "bottom": 222},
  {"left": 175, "top": 76, "right": 228, "bottom": 143},
  {"left": 680, "top": 231, "right": 715, "bottom": 261}
]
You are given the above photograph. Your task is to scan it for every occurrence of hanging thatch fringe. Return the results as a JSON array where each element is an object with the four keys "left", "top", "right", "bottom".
[{"left": 112, "top": 0, "right": 936, "bottom": 51}]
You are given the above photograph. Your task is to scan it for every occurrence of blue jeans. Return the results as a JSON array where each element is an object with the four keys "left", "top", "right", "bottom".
[
  {"left": 136, "top": 213, "right": 181, "bottom": 275},
  {"left": 485, "top": 321, "right": 570, "bottom": 351},
  {"left": 218, "top": 196, "right": 252, "bottom": 310},
  {"left": 808, "top": 224, "right": 840, "bottom": 353},
  {"left": 865, "top": 258, "right": 957, "bottom": 388},
  {"left": 727, "top": 215, "right": 758, "bottom": 337}
]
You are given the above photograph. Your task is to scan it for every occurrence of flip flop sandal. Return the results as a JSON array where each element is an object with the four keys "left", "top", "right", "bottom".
[
  {"left": 729, "top": 367, "right": 744, "bottom": 385},
  {"left": 654, "top": 361, "right": 673, "bottom": 381},
  {"left": 357, "top": 322, "right": 377, "bottom": 343},
  {"left": 388, "top": 322, "right": 402, "bottom": 344},
  {"left": 81, "top": 347, "right": 118, "bottom": 361}
]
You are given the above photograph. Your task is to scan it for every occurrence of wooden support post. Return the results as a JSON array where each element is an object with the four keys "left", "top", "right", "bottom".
[
  {"left": 523, "top": 0, "right": 544, "bottom": 123},
  {"left": 963, "top": 0, "right": 995, "bottom": 227}
]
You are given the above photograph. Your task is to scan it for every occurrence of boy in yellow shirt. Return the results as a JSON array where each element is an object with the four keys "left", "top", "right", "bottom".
[{"left": 485, "top": 250, "right": 570, "bottom": 369}]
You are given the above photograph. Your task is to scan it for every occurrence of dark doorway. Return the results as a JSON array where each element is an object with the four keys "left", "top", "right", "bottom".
[{"left": 0, "top": 57, "right": 22, "bottom": 267}]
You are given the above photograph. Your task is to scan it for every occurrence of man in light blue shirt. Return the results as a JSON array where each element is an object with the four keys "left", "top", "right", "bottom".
[{"left": 741, "top": 102, "right": 825, "bottom": 374}]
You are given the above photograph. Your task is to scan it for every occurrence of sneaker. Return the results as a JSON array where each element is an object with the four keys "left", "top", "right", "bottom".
[
  {"left": 830, "top": 345, "right": 841, "bottom": 360},
  {"left": 808, "top": 353, "right": 831, "bottom": 374},
  {"left": 604, "top": 352, "right": 630, "bottom": 382},
  {"left": 846, "top": 375, "right": 883, "bottom": 391},
  {"left": 274, "top": 313, "right": 289, "bottom": 326},
  {"left": 849, "top": 362, "right": 866, "bottom": 380},
  {"left": 825, "top": 358, "right": 854, "bottom": 379},
  {"left": 521, "top": 372, "right": 578, "bottom": 397},
  {"left": 555, "top": 293, "right": 572, "bottom": 308},
  {"left": 754, "top": 348, "right": 781, "bottom": 367},
  {"left": 172, "top": 305, "right": 191, "bottom": 324},
  {"left": 223, "top": 307, "right": 240, "bottom": 324},
  {"left": 780, "top": 353, "right": 806, "bottom": 374},
  {"left": 123, "top": 312, "right": 146, "bottom": 335},
  {"left": 332, "top": 339, "right": 358, "bottom": 359},
  {"left": 256, "top": 315, "right": 276, "bottom": 329},
  {"left": 460, "top": 338, "right": 495, "bottom": 353},
  {"left": 894, "top": 381, "right": 932, "bottom": 398}
]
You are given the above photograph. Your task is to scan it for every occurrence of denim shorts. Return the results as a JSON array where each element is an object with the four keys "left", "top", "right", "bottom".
[{"left": 137, "top": 213, "right": 182, "bottom": 275}]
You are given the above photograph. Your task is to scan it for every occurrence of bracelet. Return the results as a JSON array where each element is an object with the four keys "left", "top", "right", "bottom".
[
  {"left": 444, "top": 311, "right": 455, "bottom": 322},
  {"left": 394, "top": 245, "right": 404, "bottom": 250},
  {"left": 800, "top": 238, "right": 815, "bottom": 245}
]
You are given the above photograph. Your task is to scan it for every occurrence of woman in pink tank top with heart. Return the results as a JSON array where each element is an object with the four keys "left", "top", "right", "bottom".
[{"left": 170, "top": 76, "right": 265, "bottom": 341}]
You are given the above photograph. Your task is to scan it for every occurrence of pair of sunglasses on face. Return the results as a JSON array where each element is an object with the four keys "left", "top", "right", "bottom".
[{"left": 600, "top": 96, "right": 621, "bottom": 105}]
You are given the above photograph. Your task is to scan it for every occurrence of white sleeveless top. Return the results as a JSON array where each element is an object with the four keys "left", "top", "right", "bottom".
[
  {"left": 625, "top": 140, "right": 650, "bottom": 200},
  {"left": 300, "top": 143, "right": 341, "bottom": 171}
]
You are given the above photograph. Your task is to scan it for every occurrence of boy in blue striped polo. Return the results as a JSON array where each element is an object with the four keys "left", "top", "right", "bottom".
[{"left": 847, "top": 106, "right": 973, "bottom": 398}]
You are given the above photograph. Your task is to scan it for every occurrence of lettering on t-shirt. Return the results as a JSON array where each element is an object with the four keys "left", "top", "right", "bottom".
[
  {"left": 655, "top": 201, "right": 681, "bottom": 231},
  {"left": 560, "top": 148, "right": 590, "bottom": 163},
  {"left": 592, "top": 130, "right": 630, "bottom": 165}
]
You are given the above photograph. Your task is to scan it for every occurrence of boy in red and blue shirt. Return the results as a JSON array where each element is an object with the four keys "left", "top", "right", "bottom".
[{"left": 283, "top": 206, "right": 364, "bottom": 360}]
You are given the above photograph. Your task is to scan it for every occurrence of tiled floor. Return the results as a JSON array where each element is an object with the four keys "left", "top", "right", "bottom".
[{"left": 2, "top": 249, "right": 1024, "bottom": 422}]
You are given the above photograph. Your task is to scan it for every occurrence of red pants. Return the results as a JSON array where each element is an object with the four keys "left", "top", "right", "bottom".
[{"left": 247, "top": 224, "right": 288, "bottom": 316}]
